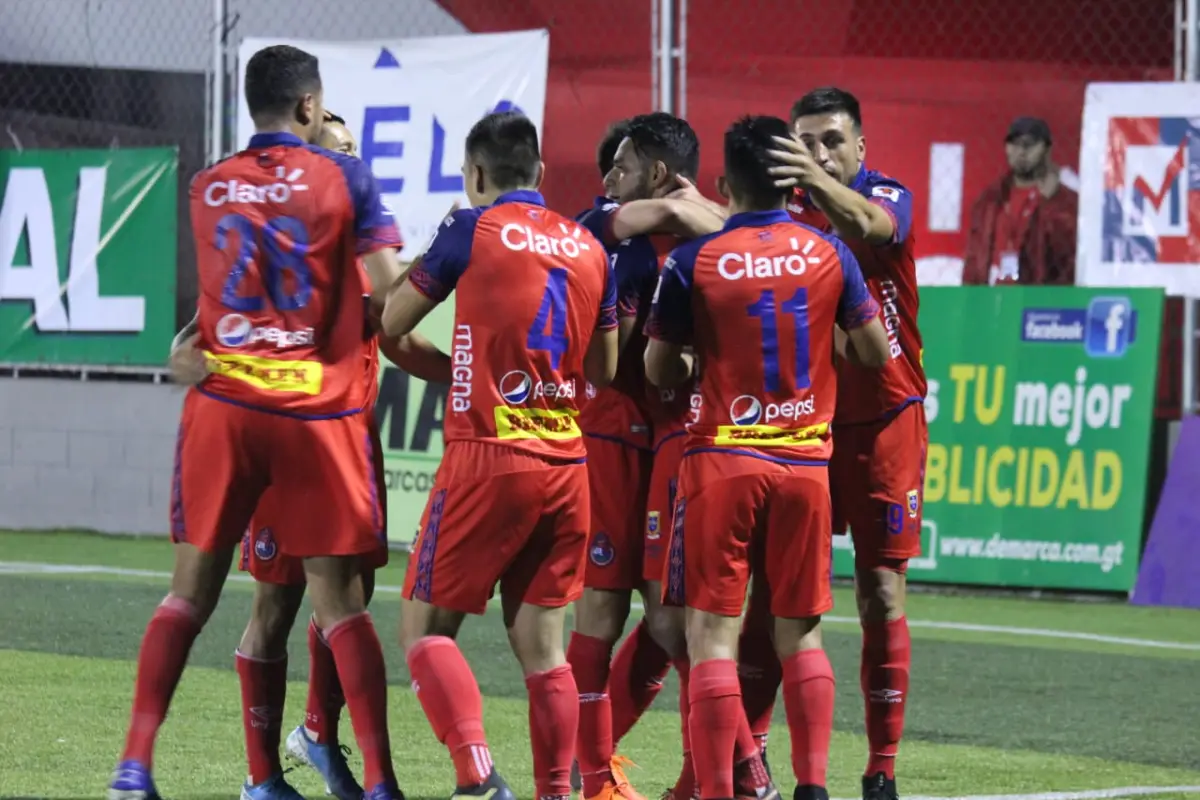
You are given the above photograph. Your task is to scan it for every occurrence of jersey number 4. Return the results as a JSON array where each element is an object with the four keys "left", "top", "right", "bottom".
[
  {"left": 527, "top": 267, "right": 569, "bottom": 369},
  {"left": 216, "top": 213, "right": 312, "bottom": 312},
  {"left": 746, "top": 288, "right": 811, "bottom": 393}
]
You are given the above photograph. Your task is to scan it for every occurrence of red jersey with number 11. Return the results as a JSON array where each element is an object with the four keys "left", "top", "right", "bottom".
[{"left": 190, "top": 131, "right": 401, "bottom": 419}]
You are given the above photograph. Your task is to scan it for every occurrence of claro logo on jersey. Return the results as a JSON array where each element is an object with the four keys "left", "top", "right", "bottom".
[
  {"left": 500, "top": 222, "right": 593, "bottom": 259},
  {"left": 717, "top": 236, "right": 822, "bottom": 280},
  {"left": 728, "top": 394, "right": 816, "bottom": 425},
  {"left": 203, "top": 166, "right": 310, "bottom": 207},
  {"left": 498, "top": 370, "right": 577, "bottom": 404},
  {"left": 215, "top": 314, "right": 314, "bottom": 349}
]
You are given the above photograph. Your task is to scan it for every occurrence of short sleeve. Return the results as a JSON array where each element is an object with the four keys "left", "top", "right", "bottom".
[
  {"left": 577, "top": 201, "right": 621, "bottom": 252},
  {"left": 645, "top": 239, "right": 702, "bottom": 345},
  {"left": 611, "top": 235, "right": 661, "bottom": 319},
  {"left": 866, "top": 178, "right": 913, "bottom": 244},
  {"left": 408, "top": 209, "right": 479, "bottom": 303},
  {"left": 597, "top": 255, "right": 619, "bottom": 332},
  {"left": 335, "top": 153, "right": 404, "bottom": 255},
  {"left": 831, "top": 238, "right": 881, "bottom": 331}
]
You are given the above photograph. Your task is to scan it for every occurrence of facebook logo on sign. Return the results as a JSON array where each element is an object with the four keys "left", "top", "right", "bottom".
[{"left": 1085, "top": 297, "right": 1133, "bottom": 358}]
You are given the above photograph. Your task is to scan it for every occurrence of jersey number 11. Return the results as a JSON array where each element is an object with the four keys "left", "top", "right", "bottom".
[{"left": 746, "top": 287, "right": 811, "bottom": 393}]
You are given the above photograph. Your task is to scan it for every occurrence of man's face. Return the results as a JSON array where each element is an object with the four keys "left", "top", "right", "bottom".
[
  {"left": 1005, "top": 135, "right": 1049, "bottom": 179},
  {"left": 791, "top": 111, "right": 864, "bottom": 186},
  {"left": 606, "top": 138, "right": 656, "bottom": 203},
  {"left": 319, "top": 122, "right": 357, "bottom": 156}
]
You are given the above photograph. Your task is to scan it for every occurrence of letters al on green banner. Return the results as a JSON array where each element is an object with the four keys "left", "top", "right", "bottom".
[
  {"left": 833, "top": 286, "right": 1164, "bottom": 592},
  {"left": 0, "top": 148, "right": 177, "bottom": 366}
]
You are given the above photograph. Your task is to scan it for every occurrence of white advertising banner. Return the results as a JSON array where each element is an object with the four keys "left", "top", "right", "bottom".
[
  {"left": 236, "top": 30, "right": 549, "bottom": 258},
  {"left": 1077, "top": 82, "right": 1200, "bottom": 295}
]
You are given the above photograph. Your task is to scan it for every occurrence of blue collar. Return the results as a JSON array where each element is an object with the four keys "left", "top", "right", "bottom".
[
  {"left": 494, "top": 189, "right": 546, "bottom": 207},
  {"left": 848, "top": 163, "right": 868, "bottom": 191},
  {"left": 724, "top": 209, "right": 793, "bottom": 230},
  {"left": 248, "top": 131, "right": 305, "bottom": 149},
  {"left": 593, "top": 195, "right": 613, "bottom": 208}
]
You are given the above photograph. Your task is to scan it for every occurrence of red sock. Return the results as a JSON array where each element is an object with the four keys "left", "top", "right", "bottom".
[
  {"left": 672, "top": 659, "right": 696, "bottom": 800},
  {"left": 688, "top": 659, "right": 741, "bottom": 799},
  {"left": 610, "top": 621, "right": 671, "bottom": 744},
  {"left": 406, "top": 636, "right": 493, "bottom": 788},
  {"left": 526, "top": 665, "right": 578, "bottom": 799},
  {"left": 304, "top": 619, "right": 344, "bottom": 745},
  {"left": 733, "top": 713, "right": 770, "bottom": 793},
  {"left": 236, "top": 652, "right": 288, "bottom": 784},
  {"left": 324, "top": 613, "right": 396, "bottom": 789},
  {"left": 567, "top": 632, "right": 615, "bottom": 796},
  {"left": 737, "top": 623, "right": 781, "bottom": 750},
  {"left": 120, "top": 595, "right": 202, "bottom": 767},
  {"left": 781, "top": 650, "right": 835, "bottom": 787},
  {"left": 861, "top": 617, "right": 911, "bottom": 779}
]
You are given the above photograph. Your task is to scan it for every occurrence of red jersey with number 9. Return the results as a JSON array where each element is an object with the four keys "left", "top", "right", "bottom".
[
  {"left": 407, "top": 190, "right": 618, "bottom": 460},
  {"left": 189, "top": 131, "right": 401, "bottom": 418}
]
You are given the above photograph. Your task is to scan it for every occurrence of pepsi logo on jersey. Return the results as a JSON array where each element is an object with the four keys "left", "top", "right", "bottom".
[
  {"left": 215, "top": 313, "right": 314, "bottom": 349},
  {"left": 498, "top": 369, "right": 577, "bottom": 405},
  {"left": 728, "top": 393, "right": 816, "bottom": 425}
]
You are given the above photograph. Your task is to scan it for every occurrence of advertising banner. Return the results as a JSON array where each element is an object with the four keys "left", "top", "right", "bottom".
[
  {"left": 1077, "top": 82, "right": 1200, "bottom": 296},
  {"left": 236, "top": 30, "right": 549, "bottom": 262},
  {"left": 0, "top": 148, "right": 178, "bottom": 365},
  {"left": 833, "top": 286, "right": 1164, "bottom": 592}
]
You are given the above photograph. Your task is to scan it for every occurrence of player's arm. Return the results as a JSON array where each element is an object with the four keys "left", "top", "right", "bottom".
[
  {"left": 585, "top": 255, "right": 622, "bottom": 388},
  {"left": 378, "top": 331, "right": 452, "bottom": 384},
  {"left": 381, "top": 211, "right": 474, "bottom": 338},
  {"left": 167, "top": 311, "right": 207, "bottom": 386},
  {"left": 611, "top": 237, "right": 662, "bottom": 353},
  {"left": 610, "top": 177, "right": 726, "bottom": 241},
  {"left": 643, "top": 249, "right": 697, "bottom": 388},
  {"left": 768, "top": 136, "right": 909, "bottom": 246},
  {"left": 833, "top": 242, "right": 890, "bottom": 368},
  {"left": 340, "top": 154, "right": 407, "bottom": 304}
]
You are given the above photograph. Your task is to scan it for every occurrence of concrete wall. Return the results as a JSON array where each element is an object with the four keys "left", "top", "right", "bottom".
[{"left": 0, "top": 378, "right": 184, "bottom": 535}]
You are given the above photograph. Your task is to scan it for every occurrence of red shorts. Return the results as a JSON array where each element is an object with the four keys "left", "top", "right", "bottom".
[
  {"left": 171, "top": 390, "right": 384, "bottom": 559},
  {"left": 831, "top": 402, "right": 927, "bottom": 570},
  {"left": 583, "top": 435, "right": 653, "bottom": 591},
  {"left": 665, "top": 451, "right": 833, "bottom": 619},
  {"left": 402, "top": 440, "right": 589, "bottom": 615},
  {"left": 240, "top": 414, "right": 390, "bottom": 584},
  {"left": 643, "top": 432, "right": 686, "bottom": 584}
]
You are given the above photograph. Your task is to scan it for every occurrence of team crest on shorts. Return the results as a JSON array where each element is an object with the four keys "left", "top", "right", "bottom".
[
  {"left": 906, "top": 490, "right": 920, "bottom": 519},
  {"left": 254, "top": 527, "right": 278, "bottom": 561},
  {"left": 646, "top": 512, "right": 661, "bottom": 539},
  {"left": 590, "top": 531, "right": 615, "bottom": 566}
]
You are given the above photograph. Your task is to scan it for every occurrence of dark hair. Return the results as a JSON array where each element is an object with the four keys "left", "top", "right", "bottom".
[
  {"left": 724, "top": 115, "right": 792, "bottom": 209},
  {"left": 597, "top": 119, "right": 631, "bottom": 178},
  {"left": 465, "top": 111, "right": 541, "bottom": 190},
  {"left": 790, "top": 86, "right": 862, "bottom": 130},
  {"left": 324, "top": 111, "right": 347, "bottom": 127},
  {"left": 244, "top": 45, "right": 322, "bottom": 121},
  {"left": 624, "top": 112, "right": 700, "bottom": 179}
]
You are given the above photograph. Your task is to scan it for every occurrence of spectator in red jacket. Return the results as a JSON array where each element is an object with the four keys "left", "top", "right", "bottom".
[{"left": 962, "top": 117, "right": 1078, "bottom": 285}]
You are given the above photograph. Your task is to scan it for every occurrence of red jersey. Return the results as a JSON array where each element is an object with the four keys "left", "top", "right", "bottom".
[
  {"left": 190, "top": 131, "right": 401, "bottom": 418},
  {"left": 645, "top": 210, "right": 879, "bottom": 464},
  {"left": 787, "top": 165, "right": 926, "bottom": 424},
  {"left": 575, "top": 197, "right": 652, "bottom": 447},
  {"left": 409, "top": 190, "right": 617, "bottom": 460}
]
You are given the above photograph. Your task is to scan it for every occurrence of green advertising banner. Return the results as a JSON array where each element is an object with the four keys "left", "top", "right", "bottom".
[
  {"left": 0, "top": 148, "right": 177, "bottom": 365},
  {"left": 832, "top": 286, "right": 1164, "bottom": 592},
  {"left": 375, "top": 300, "right": 457, "bottom": 549}
]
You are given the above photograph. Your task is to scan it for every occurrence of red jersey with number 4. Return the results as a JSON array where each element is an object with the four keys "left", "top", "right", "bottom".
[
  {"left": 190, "top": 131, "right": 401, "bottom": 418},
  {"left": 409, "top": 190, "right": 617, "bottom": 460},
  {"left": 787, "top": 165, "right": 926, "bottom": 425},
  {"left": 646, "top": 210, "right": 879, "bottom": 464}
]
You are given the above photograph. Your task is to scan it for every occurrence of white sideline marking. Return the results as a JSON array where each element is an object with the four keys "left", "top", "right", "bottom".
[
  {"left": 2, "top": 561, "right": 1199, "bottom": 653},
  {"left": 835, "top": 788, "right": 1200, "bottom": 800}
]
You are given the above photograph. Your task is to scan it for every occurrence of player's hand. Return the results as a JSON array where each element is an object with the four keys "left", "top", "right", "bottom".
[
  {"left": 168, "top": 333, "right": 208, "bottom": 386},
  {"left": 667, "top": 175, "right": 729, "bottom": 220},
  {"left": 767, "top": 135, "right": 824, "bottom": 190}
]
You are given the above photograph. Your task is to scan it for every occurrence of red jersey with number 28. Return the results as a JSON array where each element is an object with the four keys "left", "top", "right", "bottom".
[
  {"left": 787, "top": 165, "right": 925, "bottom": 424},
  {"left": 409, "top": 190, "right": 617, "bottom": 461},
  {"left": 190, "top": 131, "right": 401, "bottom": 418},
  {"left": 646, "top": 209, "right": 879, "bottom": 464}
]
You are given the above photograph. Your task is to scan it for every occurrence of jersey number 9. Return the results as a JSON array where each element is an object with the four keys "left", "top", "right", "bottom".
[{"left": 216, "top": 213, "right": 312, "bottom": 312}]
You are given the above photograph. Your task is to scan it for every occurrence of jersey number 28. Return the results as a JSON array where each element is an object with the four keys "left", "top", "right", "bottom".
[
  {"left": 746, "top": 288, "right": 811, "bottom": 393},
  {"left": 216, "top": 213, "right": 312, "bottom": 312}
]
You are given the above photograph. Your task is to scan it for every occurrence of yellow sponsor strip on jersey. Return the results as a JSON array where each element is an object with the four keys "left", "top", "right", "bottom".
[
  {"left": 713, "top": 421, "right": 830, "bottom": 448},
  {"left": 494, "top": 406, "right": 582, "bottom": 440},
  {"left": 203, "top": 351, "right": 323, "bottom": 395}
]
